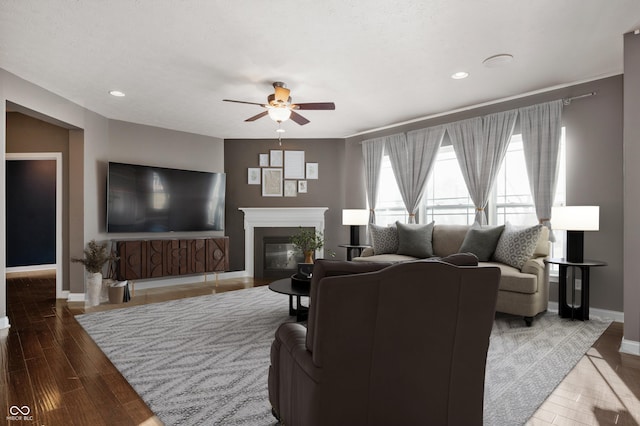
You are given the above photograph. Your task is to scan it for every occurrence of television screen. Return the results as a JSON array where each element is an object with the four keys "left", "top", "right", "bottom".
[{"left": 107, "top": 162, "right": 226, "bottom": 232}]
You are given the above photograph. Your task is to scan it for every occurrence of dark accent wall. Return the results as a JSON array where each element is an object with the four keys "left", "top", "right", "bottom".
[
  {"left": 345, "top": 75, "right": 624, "bottom": 312},
  {"left": 6, "top": 159, "right": 56, "bottom": 266},
  {"left": 224, "top": 138, "right": 346, "bottom": 271}
]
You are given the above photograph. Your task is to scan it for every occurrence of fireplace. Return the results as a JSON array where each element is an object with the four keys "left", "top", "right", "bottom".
[
  {"left": 239, "top": 207, "right": 328, "bottom": 277},
  {"left": 261, "top": 236, "right": 304, "bottom": 279},
  {"left": 254, "top": 228, "right": 310, "bottom": 279}
]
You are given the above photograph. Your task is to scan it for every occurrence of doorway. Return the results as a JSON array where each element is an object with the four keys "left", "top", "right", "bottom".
[{"left": 5, "top": 153, "right": 63, "bottom": 298}]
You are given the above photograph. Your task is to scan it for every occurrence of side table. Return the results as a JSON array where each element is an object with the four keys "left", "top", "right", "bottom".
[
  {"left": 544, "top": 258, "right": 607, "bottom": 320},
  {"left": 338, "top": 244, "right": 371, "bottom": 261}
]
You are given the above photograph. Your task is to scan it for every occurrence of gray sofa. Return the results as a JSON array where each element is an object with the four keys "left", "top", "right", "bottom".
[{"left": 354, "top": 224, "right": 550, "bottom": 326}]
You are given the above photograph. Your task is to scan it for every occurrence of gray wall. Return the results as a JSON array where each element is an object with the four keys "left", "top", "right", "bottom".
[
  {"left": 98, "top": 120, "right": 225, "bottom": 240},
  {"left": 345, "top": 75, "right": 625, "bottom": 313},
  {"left": 624, "top": 32, "right": 640, "bottom": 344},
  {"left": 0, "top": 70, "right": 225, "bottom": 302},
  {"left": 224, "top": 138, "right": 346, "bottom": 271}
]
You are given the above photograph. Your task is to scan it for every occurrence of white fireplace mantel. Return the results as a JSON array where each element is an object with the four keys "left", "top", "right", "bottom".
[{"left": 239, "top": 207, "right": 329, "bottom": 276}]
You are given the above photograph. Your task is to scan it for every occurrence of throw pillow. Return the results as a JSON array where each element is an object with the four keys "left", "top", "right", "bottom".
[
  {"left": 369, "top": 223, "right": 399, "bottom": 255},
  {"left": 396, "top": 221, "right": 435, "bottom": 258},
  {"left": 493, "top": 222, "right": 543, "bottom": 269},
  {"left": 458, "top": 224, "right": 505, "bottom": 261}
]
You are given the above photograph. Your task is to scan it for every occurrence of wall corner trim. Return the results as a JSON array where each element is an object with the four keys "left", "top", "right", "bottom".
[
  {"left": 620, "top": 338, "right": 640, "bottom": 356},
  {"left": 0, "top": 316, "right": 10, "bottom": 330}
]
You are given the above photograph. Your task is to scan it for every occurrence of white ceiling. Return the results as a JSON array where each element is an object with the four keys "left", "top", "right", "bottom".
[{"left": 1, "top": 1, "right": 639, "bottom": 140}]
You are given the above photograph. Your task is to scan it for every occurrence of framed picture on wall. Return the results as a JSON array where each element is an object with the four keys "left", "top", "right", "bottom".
[
  {"left": 259, "top": 153, "right": 269, "bottom": 167},
  {"left": 248, "top": 168, "right": 261, "bottom": 185},
  {"left": 298, "top": 180, "right": 308, "bottom": 193},
  {"left": 306, "top": 162, "right": 319, "bottom": 179},
  {"left": 270, "top": 150, "right": 283, "bottom": 167},
  {"left": 262, "top": 168, "right": 283, "bottom": 197},
  {"left": 284, "top": 180, "right": 297, "bottom": 197},
  {"left": 284, "top": 150, "right": 305, "bottom": 179}
]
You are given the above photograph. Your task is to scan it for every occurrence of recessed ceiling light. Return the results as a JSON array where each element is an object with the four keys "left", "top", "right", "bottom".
[
  {"left": 451, "top": 71, "right": 469, "bottom": 80},
  {"left": 109, "top": 90, "right": 126, "bottom": 97},
  {"left": 482, "top": 54, "right": 514, "bottom": 68},
  {"left": 276, "top": 128, "right": 286, "bottom": 133}
]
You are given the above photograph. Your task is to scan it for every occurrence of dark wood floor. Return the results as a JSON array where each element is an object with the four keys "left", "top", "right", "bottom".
[{"left": 2, "top": 272, "right": 639, "bottom": 425}]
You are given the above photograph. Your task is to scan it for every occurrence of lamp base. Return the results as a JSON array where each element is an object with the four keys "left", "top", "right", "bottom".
[
  {"left": 566, "top": 230, "right": 584, "bottom": 263},
  {"left": 349, "top": 225, "right": 360, "bottom": 246}
]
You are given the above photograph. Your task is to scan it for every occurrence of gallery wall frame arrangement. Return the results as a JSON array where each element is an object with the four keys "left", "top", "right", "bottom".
[{"left": 247, "top": 149, "right": 319, "bottom": 197}]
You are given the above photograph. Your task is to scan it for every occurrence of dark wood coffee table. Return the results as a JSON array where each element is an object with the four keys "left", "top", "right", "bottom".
[{"left": 269, "top": 278, "right": 310, "bottom": 321}]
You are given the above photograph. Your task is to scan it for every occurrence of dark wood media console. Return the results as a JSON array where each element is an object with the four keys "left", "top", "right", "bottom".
[{"left": 115, "top": 237, "right": 229, "bottom": 281}]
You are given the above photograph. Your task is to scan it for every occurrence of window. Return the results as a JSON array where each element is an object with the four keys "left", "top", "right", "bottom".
[
  {"left": 422, "top": 146, "right": 475, "bottom": 225},
  {"left": 376, "top": 154, "right": 408, "bottom": 226},
  {"left": 375, "top": 129, "right": 567, "bottom": 259}
]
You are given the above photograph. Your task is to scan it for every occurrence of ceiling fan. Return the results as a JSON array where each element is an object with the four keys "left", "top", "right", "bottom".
[{"left": 223, "top": 82, "right": 335, "bottom": 125}]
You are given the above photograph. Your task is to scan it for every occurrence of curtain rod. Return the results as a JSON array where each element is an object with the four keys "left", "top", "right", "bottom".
[
  {"left": 563, "top": 91, "right": 596, "bottom": 106},
  {"left": 359, "top": 92, "right": 598, "bottom": 143}
]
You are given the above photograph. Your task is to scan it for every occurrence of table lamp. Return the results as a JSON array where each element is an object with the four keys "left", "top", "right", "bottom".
[
  {"left": 551, "top": 206, "right": 600, "bottom": 263},
  {"left": 342, "top": 209, "right": 369, "bottom": 246}
]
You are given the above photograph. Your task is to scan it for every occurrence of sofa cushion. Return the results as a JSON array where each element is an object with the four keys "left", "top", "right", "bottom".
[
  {"left": 396, "top": 221, "right": 435, "bottom": 258},
  {"left": 352, "top": 253, "right": 417, "bottom": 263},
  {"left": 439, "top": 252, "right": 479, "bottom": 266},
  {"left": 480, "top": 261, "right": 538, "bottom": 294},
  {"left": 369, "top": 223, "right": 399, "bottom": 254},
  {"left": 493, "top": 223, "right": 543, "bottom": 269},
  {"left": 458, "top": 224, "right": 505, "bottom": 261},
  {"left": 432, "top": 224, "right": 469, "bottom": 257}
]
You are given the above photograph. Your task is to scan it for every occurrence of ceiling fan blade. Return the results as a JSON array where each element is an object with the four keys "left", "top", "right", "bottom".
[
  {"left": 245, "top": 111, "right": 269, "bottom": 122},
  {"left": 223, "top": 99, "right": 267, "bottom": 107},
  {"left": 292, "top": 102, "right": 336, "bottom": 110},
  {"left": 290, "top": 111, "right": 310, "bottom": 125}
]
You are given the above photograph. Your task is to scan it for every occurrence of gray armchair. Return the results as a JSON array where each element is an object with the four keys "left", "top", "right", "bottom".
[{"left": 268, "top": 258, "right": 500, "bottom": 426}]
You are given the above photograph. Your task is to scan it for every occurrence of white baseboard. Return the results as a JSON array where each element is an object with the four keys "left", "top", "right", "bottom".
[
  {"left": 547, "top": 301, "right": 624, "bottom": 323},
  {"left": 620, "top": 338, "right": 640, "bottom": 356},
  {"left": 6, "top": 264, "right": 56, "bottom": 273},
  {"left": 58, "top": 290, "right": 70, "bottom": 300},
  {"left": 67, "top": 293, "right": 85, "bottom": 302},
  {"left": 218, "top": 270, "right": 251, "bottom": 279},
  {"left": 0, "top": 316, "right": 10, "bottom": 330}
]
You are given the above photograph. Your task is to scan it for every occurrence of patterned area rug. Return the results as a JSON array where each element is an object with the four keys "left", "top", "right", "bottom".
[{"left": 76, "top": 286, "right": 612, "bottom": 426}]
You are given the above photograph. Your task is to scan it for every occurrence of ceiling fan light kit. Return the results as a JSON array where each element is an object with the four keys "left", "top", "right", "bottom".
[
  {"left": 268, "top": 107, "right": 292, "bottom": 122},
  {"left": 223, "top": 81, "right": 335, "bottom": 126}
]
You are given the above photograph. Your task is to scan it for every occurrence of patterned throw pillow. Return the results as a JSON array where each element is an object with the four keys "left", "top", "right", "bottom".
[
  {"left": 493, "top": 222, "right": 543, "bottom": 269},
  {"left": 369, "top": 223, "right": 399, "bottom": 255},
  {"left": 458, "top": 224, "right": 505, "bottom": 261},
  {"left": 396, "top": 221, "right": 435, "bottom": 258}
]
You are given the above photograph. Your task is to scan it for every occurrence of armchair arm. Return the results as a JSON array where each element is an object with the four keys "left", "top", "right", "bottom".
[{"left": 275, "top": 323, "right": 322, "bottom": 382}]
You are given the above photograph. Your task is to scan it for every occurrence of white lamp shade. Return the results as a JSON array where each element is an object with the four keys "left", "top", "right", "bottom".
[
  {"left": 268, "top": 107, "right": 292, "bottom": 122},
  {"left": 552, "top": 206, "right": 600, "bottom": 231},
  {"left": 342, "top": 209, "right": 369, "bottom": 225}
]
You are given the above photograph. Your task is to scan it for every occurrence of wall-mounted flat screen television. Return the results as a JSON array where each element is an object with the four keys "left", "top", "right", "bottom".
[{"left": 107, "top": 162, "right": 226, "bottom": 232}]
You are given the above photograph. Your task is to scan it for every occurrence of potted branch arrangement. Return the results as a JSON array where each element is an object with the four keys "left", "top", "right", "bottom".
[
  {"left": 290, "top": 227, "right": 327, "bottom": 264},
  {"left": 290, "top": 228, "right": 335, "bottom": 285},
  {"left": 72, "top": 240, "right": 118, "bottom": 307}
]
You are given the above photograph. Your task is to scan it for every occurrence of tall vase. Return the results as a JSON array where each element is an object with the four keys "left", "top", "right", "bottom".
[
  {"left": 304, "top": 250, "right": 314, "bottom": 264},
  {"left": 86, "top": 272, "right": 103, "bottom": 307}
]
